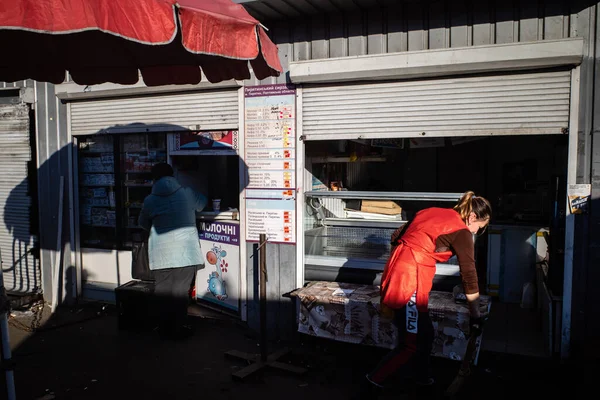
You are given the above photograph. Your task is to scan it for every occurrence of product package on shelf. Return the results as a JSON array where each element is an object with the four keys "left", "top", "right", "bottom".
[
  {"left": 90, "top": 208, "right": 114, "bottom": 226},
  {"left": 80, "top": 136, "right": 113, "bottom": 153},
  {"left": 82, "top": 174, "right": 115, "bottom": 186},
  {"left": 81, "top": 154, "right": 114, "bottom": 173},
  {"left": 106, "top": 210, "right": 116, "bottom": 226},
  {"left": 80, "top": 205, "right": 92, "bottom": 225},
  {"left": 124, "top": 153, "right": 151, "bottom": 172},
  {"left": 124, "top": 178, "right": 153, "bottom": 186},
  {"left": 124, "top": 151, "right": 167, "bottom": 172},
  {"left": 100, "top": 152, "right": 114, "bottom": 165},
  {"left": 122, "top": 135, "right": 147, "bottom": 152},
  {"left": 291, "top": 281, "right": 491, "bottom": 361},
  {"left": 125, "top": 200, "right": 143, "bottom": 208},
  {"left": 82, "top": 188, "right": 108, "bottom": 206}
]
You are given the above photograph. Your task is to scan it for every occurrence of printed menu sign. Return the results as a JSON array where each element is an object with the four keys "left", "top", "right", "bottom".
[
  {"left": 244, "top": 84, "right": 296, "bottom": 243},
  {"left": 246, "top": 199, "right": 295, "bottom": 243}
]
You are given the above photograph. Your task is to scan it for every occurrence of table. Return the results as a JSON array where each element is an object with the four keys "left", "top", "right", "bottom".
[{"left": 291, "top": 281, "right": 491, "bottom": 361}]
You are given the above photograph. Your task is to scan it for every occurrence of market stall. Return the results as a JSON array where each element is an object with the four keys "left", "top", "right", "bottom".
[
  {"left": 294, "top": 130, "right": 563, "bottom": 358},
  {"left": 70, "top": 86, "right": 243, "bottom": 305},
  {"left": 169, "top": 130, "right": 242, "bottom": 313},
  {"left": 287, "top": 63, "right": 576, "bottom": 359}
]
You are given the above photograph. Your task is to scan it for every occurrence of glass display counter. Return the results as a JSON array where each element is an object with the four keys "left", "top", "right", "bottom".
[{"left": 304, "top": 191, "right": 466, "bottom": 289}]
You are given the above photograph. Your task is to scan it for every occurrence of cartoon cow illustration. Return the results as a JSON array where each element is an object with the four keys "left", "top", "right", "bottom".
[{"left": 206, "top": 243, "right": 228, "bottom": 301}]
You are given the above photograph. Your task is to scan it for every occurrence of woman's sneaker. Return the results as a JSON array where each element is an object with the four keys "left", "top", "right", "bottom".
[
  {"left": 415, "top": 377, "right": 435, "bottom": 386},
  {"left": 415, "top": 377, "right": 436, "bottom": 398}
]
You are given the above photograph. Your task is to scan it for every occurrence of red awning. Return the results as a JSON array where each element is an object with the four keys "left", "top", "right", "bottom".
[{"left": 0, "top": 0, "right": 282, "bottom": 86}]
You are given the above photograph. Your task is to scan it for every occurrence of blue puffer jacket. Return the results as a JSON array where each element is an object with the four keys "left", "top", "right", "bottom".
[{"left": 138, "top": 176, "right": 207, "bottom": 270}]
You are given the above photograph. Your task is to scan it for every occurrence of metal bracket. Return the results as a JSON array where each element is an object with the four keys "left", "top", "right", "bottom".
[
  {"left": 0, "top": 358, "right": 16, "bottom": 372},
  {"left": 0, "top": 284, "right": 8, "bottom": 314},
  {"left": 225, "top": 347, "right": 307, "bottom": 381},
  {"left": 19, "top": 87, "right": 34, "bottom": 104}
]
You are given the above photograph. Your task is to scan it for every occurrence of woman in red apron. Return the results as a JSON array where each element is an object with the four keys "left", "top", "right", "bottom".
[{"left": 361, "top": 191, "right": 491, "bottom": 396}]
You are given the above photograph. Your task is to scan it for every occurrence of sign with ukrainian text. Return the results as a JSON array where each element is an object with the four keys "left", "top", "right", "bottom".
[
  {"left": 196, "top": 221, "right": 240, "bottom": 312},
  {"left": 244, "top": 84, "right": 296, "bottom": 244}
]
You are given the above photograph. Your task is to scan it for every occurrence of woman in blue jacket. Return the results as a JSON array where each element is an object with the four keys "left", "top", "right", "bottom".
[{"left": 138, "top": 162, "right": 207, "bottom": 339}]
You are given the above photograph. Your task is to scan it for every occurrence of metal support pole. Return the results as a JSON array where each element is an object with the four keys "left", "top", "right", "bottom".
[
  {"left": 51, "top": 176, "right": 64, "bottom": 313},
  {"left": 0, "top": 313, "right": 16, "bottom": 400},
  {"left": 259, "top": 233, "right": 267, "bottom": 363},
  {"left": 0, "top": 248, "right": 17, "bottom": 400},
  {"left": 224, "top": 233, "right": 306, "bottom": 380}
]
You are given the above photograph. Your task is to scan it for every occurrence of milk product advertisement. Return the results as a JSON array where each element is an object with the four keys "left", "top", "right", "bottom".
[{"left": 196, "top": 221, "right": 240, "bottom": 312}]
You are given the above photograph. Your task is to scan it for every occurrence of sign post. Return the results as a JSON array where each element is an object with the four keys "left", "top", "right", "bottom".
[{"left": 224, "top": 233, "right": 306, "bottom": 380}]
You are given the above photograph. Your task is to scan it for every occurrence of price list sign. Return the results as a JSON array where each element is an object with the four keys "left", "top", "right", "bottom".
[{"left": 244, "top": 84, "right": 296, "bottom": 243}]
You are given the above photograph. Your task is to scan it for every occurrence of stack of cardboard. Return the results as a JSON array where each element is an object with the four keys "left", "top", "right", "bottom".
[{"left": 360, "top": 200, "right": 402, "bottom": 216}]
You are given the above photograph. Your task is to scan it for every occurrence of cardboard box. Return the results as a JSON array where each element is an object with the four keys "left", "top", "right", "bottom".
[
  {"left": 292, "top": 281, "right": 490, "bottom": 361},
  {"left": 360, "top": 200, "right": 402, "bottom": 215}
]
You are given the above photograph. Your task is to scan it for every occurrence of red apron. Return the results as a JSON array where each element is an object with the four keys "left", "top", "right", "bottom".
[{"left": 380, "top": 208, "right": 469, "bottom": 311}]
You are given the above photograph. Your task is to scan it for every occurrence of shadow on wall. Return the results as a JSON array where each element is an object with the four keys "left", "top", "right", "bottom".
[
  {"left": 3, "top": 142, "right": 72, "bottom": 304},
  {"left": 2, "top": 103, "right": 40, "bottom": 295},
  {"left": 572, "top": 194, "right": 599, "bottom": 359},
  {"left": 2, "top": 181, "right": 40, "bottom": 293},
  {"left": 30, "top": 123, "right": 252, "bottom": 310}
]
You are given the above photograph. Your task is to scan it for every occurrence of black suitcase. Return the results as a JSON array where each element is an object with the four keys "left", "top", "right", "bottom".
[{"left": 115, "top": 280, "right": 156, "bottom": 331}]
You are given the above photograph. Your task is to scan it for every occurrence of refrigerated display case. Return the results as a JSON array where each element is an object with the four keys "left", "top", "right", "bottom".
[
  {"left": 77, "top": 133, "right": 167, "bottom": 249},
  {"left": 78, "top": 135, "right": 117, "bottom": 249},
  {"left": 120, "top": 134, "right": 167, "bottom": 247},
  {"left": 304, "top": 191, "right": 467, "bottom": 290}
]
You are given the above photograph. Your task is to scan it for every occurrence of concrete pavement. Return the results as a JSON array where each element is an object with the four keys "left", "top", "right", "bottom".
[{"left": 2, "top": 299, "right": 591, "bottom": 400}]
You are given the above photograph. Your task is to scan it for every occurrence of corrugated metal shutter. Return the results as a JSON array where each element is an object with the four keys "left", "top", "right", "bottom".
[
  {"left": 302, "top": 70, "right": 571, "bottom": 140},
  {"left": 70, "top": 89, "right": 239, "bottom": 136},
  {"left": 0, "top": 103, "right": 40, "bottom": 294}
]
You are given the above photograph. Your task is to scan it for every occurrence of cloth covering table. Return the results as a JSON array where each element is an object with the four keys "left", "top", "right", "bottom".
[{"left": 291, "top": 281, "right": 491, "bottom": 361}]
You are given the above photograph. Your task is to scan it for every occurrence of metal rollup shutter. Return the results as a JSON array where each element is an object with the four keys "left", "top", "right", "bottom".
[
  {"left": 0, "top": 103, "right": 39, "bottom": 294},
  {"left": 301, "top": 70, "right": 571, "bottom": 140},
  {"left": 70, "top": 89, "right": 239, "bottom": 135}
]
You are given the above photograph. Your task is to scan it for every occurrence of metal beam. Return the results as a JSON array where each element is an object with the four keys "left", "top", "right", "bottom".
[
  {"left": 561, "top": 65, "right": 581, "bottom": 359},
  {"left": 290, "top": 38, "right": 584, "bottom": 84},
  {"left": 55, "top": 80, "right": 241, "bottom": 101},
  {"left": 305, "top": 190, "right": 463, "bottom": 201}
]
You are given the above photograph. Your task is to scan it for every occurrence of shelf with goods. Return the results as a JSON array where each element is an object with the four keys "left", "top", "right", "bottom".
[
  {"left": 120, "top": 133, "right": 167, "bottom": 247},
  {"left": 78, "top": 135, "right": 118, "bottom": 249}
]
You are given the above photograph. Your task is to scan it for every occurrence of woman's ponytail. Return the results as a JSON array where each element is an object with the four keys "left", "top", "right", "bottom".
[
  {"left": 454, "top": 191, "right": 492, "bottom": 222},
  {"left": 454, "top": 191, "right": 475, "bottom": 221}
]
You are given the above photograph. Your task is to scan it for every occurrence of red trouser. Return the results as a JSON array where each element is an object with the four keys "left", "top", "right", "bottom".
[{"left": 367, "top": 293, "right": 434, "bottom": 385}]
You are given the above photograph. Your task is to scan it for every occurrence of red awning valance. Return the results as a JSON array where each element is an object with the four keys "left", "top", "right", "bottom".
[{"left": 0, "top": 0, "right": 283, "bottom": 86}]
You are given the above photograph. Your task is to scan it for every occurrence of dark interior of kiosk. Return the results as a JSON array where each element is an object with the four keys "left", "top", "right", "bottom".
[
  {"left": 306, "top": 136, "right": 566, "bottom": 222},
  {"left": 171, "top": 155, "right": 240, "bottom": 213},
  {"left": 304, "top": 135, "right": 568, "bottom": 356},
  {"left": 77, "top": 132, "right": 241, "bottom": 251}
]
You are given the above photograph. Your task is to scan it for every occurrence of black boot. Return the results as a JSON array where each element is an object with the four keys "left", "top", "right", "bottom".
[{"left": 415, "top": 377, "right": 436, "bottom": 399}]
